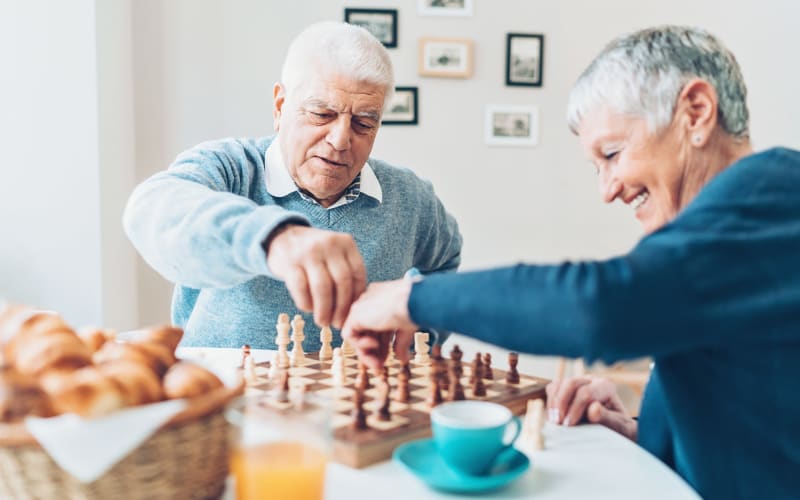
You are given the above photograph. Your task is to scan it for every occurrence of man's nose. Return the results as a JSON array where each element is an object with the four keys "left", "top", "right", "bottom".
[
  {"left": 598, "top": 169, "right": 623, "bottom": 203},
  {"left": 326, "top": 116, "right": 352, "bottom": 151}
]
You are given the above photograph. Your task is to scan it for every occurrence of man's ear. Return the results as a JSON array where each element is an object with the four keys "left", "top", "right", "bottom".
[
  {"left": 273, "top": 82, "right": 286, "bottom": 132},
  {"left": 676, "top": 78, "right": 718, "bottom": 147}
]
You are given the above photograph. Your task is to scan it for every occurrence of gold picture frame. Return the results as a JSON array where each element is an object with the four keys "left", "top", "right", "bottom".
[{"left": 418, "top": 37, "right": 473, "bottom": 78}]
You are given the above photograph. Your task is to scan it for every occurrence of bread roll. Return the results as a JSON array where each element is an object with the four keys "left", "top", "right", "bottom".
[
  {"left": 96, "top": 360, "right": 163, "bottom": 405},
  {"left": 4, "top": 312, "right": 78, "bottom": 363},
  {"left": 136, "top": 326, "right": 184, "bottom": 352},
  {"left": 0, "top": 368, "right": 53, "bottom": 422},
  {"left": 93, "top": 341, "right": 176, "bottom": 378},
  {"left": 163, "top": 361, "right": 224, "bottom": 400},
  {"left": 77, "top": 327, "right": 115, "bottom": 353},
  {"left": 12, "top": 329, "right": 92, "bottom": 377},
  {"left": 46, "top": 367, "right": 126, "bottom": 418}
]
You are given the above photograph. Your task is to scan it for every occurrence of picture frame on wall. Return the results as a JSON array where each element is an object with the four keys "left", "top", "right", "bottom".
[
  {"left": 344, "top": 8, "right": 398, "bottom": 48},
  {"left": 505, "top": 33, "right": 544, "bottom": 87},
  {"left": 418, "top": 38, "right": 473, "bottom": 78},
  {"left": 382, "top": 87, "right": 418, "bottom": 125},
  {"left": 485, "top": 105, "right": 539, "bottom": 147},
  {"left": 417, "top": 0, "right": 473, "bottom": 17}
]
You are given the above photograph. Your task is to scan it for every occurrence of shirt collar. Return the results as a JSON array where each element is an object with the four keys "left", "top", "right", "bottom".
[{"left": 265, "top": 139, "right": 383, "bottom": 204}]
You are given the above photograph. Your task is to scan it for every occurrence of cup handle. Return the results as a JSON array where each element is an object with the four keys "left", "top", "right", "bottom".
[{"left": 501, "top": 417, "right": 522, "bottom": 449}]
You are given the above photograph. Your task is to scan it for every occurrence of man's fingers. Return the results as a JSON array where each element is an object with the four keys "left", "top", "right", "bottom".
[
  {"left": 344, "top": 246, "right": 367, "bottom": 300},
  {"left": 327, "top": 256, "right": 353, "bottom": 329},
  {"left": 393, "top": 328, "right": 414, "bottom": 364},
  {"left": 305, "top": 262, "right": 334, "bottom": 327},
  {"left": 285, "top": 268, "right": 312, "bottom": 312}
]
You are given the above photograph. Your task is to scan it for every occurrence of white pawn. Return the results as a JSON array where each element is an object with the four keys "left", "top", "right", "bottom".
[
  {"left": 269, "top": 350, "right": 281, "bottom": 379},
  {"left": 244, "top": 354, "right": 258, "bottom": 386},
  {"left": 414, "top": 332, "right": 430, "bottom": 365},
  {"left": 319, "top": 326, "right": 333, "bottom": 361},
  {"left": 341, "top": 336, "right": 355, "bottom": 357},
  {"left": 290, "top": 314, "right": 307, "bottom": 366},
  {"left": 275, "top": 313, "right": 291, "bottom": 369},
  {"left": 331, "top": 347, "right": 346, "bottom": 387},
  {"left": 385, "top": 341, "right": 396, "bottom": 365},
  {"left": 524, "top": 399, "right": 546, "bottom": 450}
]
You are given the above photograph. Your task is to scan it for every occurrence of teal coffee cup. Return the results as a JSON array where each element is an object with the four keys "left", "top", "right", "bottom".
[{"left": 430, "top": 401, "right": 522, "bottom": 476}]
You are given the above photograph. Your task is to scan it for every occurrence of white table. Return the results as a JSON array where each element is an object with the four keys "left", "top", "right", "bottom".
[{"left": 179, "top": 348, "right": 699, "bottom": 500}]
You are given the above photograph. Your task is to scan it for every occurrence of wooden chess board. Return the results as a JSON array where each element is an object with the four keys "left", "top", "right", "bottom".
[{"left": 240, "top": 352, "right": 549, "bottom": 468}]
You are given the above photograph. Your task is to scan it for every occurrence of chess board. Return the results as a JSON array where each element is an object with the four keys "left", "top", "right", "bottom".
[{"left": 239, "top": 351, "right": 549, "bottom": 468}]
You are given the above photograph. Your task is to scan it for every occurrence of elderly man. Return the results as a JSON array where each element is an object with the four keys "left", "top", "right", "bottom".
[
  {"left": 123, "top": 22, "right": 461, "bottom": 350},
  {"left": 344, "top": 26, "right": 800, "bottom": 499}
]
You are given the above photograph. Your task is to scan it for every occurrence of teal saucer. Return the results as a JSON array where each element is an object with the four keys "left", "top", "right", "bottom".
[{"left": 392, "top": 438, "right": 530, "bottom": 494}]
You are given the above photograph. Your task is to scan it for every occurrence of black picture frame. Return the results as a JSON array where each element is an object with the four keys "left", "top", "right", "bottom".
[
  {"left": 505, "top": 33, "right": 544, "bottom": 87},
  {"left": 382, "top": 87, "right": 418, "bottom": 125},
  {"left": 344, "top": 8, "right": 398, "bottom": 48}
]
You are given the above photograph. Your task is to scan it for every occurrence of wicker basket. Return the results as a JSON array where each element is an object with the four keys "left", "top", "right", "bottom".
[{"left": 0, "top": 380, "right": 244, "bottom": 500}]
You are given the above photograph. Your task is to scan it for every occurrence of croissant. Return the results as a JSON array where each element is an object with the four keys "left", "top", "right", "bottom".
[
  {"left": 96, "top": 360, "right": 163, "bottom": 405},
  {"left": 93, "top": 341, "right": 176, "bottom": 378},
  {"left": 11, "top": 329, "right": 92, "bottom": 377},
  {"left": 44, "top": 366, "right": 127, "bottom": 418},
  {"left": 0, "top": 367, "right": 53, "bottom": 422},
  {"left": 134, "top": 326, "right": 184, "bottom": 352},
  {"left": 163, "top": 361, "right": 224, "bottom": 399},
  {"left": 77, "top": 327, "right": 116, "bottom": 353}
]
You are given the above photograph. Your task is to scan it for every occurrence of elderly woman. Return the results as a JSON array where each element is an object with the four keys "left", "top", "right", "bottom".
[{"left": 343, "top": 26, "right": 800, "bottom": 499}]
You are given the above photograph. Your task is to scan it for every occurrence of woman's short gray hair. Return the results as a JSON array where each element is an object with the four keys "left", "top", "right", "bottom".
[
  {"left": 567, "top": 26, "right": 749, "bottom": 139},
  {"left": 281, "top": 21, "right": 395, "bottom": 104}
]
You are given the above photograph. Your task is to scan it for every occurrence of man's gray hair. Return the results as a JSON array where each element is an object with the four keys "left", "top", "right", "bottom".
[
  {"left": 281, "top": 21, "right": 395, "bottom": 105},
  {"left": 567, "top": 26, "right": 749, "bottom": 139}
]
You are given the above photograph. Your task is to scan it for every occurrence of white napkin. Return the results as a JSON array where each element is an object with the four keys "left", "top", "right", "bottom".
[{"left": 25, "top": 398, "right": 188, "bottom": 483}]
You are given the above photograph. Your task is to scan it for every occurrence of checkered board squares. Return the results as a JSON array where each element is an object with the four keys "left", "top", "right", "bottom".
[{"left": 238, "top": 352, "right": 548, "bottom": 468}]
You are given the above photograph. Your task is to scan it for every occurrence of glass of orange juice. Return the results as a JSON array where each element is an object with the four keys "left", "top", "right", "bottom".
[{"left": 226, "top": 391, "right": 331, "bottom": 500}]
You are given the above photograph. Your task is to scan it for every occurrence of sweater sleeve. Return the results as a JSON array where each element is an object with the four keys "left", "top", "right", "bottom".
[
  {"left": 411, "top": 178, "right": 462, "bottom": 274},
  {"left": 123, "top": 141, "right": 310, "bottom": 289},
  {"left": 407, "top": 211, "right": 799, "bottom": 363}
]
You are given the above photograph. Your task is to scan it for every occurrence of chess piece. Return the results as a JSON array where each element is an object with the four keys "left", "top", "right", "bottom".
[
  {"left": 239, "top": 344, "right": 251, "bottom": 369},
  {"left": 483, "top": 353, "right": 493, "bottom": 380},
  {"left": 351, "top": 388, "right": 368, "bottom": 430},
  {"left": 275, "top": 313, "right": 291, "bottom": 369},
  {"left": 434, "top": 354, "right": 449, "bottom": 394},
  {"left": 331, "top": 347, "right": 346, "bottom": 387},
  {"left": 276, "top": 369, "right": 290, "bottom": 403},
  {"left": 244, "top": 354, "right": 258, "bottom": 386},
  {"left": 470, "top": 352, "right": 483, "bottom": 384},
  {"left": 413, "top": 332, "right": 430, "bottom": 365},
  {"left": 319, "top": 326, "right": 333, "bottom": 361},
  {"left": 427, "top": 362, "right": 443, "bottom": 407},
  {"left": 377, "top": 381, "right": 391, "bottom": 421},
  {"left": 385, "top": 341, "right": 396, "bottom": 364},
  {"left": 341, "top": 336, "right": 355, "bottom": 357},
  {"left": 472, "top": 359, "right": 486, "bottom": 397},
  {"left": 356, "top": 362, "right": 371, "bottom": 391},
  {"left": 525, "top": 398, "right": 546, "bottom": 450},
  {"left": 506, "top": 352, "right": 520, "bottom": 385},
  {"left": 395, "top": 366, "right": 410, "bottom": 403},
  {"left": 447, "top": 363, "right": 465, "bottom": 401},
  {"left": 431, "top": 343, "right": 442, "bottom": 359},
  {"left": 290, "top": 314, "right": 306, "bottom": 366},
  {"left": 450, "top": 344, "right": 463, "bottom": 363}
]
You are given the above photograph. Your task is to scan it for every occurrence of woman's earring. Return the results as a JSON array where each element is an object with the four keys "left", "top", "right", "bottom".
[{"left": 693, "top": 135, "right": 702, "bottom": 144}]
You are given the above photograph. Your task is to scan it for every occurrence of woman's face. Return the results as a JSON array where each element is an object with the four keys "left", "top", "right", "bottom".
[{"left": 577, "top": 106, "right": 690, "bottom": 234}]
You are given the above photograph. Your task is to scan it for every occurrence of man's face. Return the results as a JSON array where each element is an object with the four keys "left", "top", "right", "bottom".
[
  {"left": 274, "top": 74, "right": 386, "bottom": 207},
  {"left": 578, "top": 105, "right": 690, "bottom": 234}
]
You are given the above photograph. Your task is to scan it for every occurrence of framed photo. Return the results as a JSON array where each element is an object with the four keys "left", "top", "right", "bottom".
[
  {"left": 344, "top": 8, "right": 398, "bottom": 48},
  {"left": 418, "top": 38, "right": 473, "bottom": 78},
  {"left": 382, "top": 87, "right": 418, "bottom": 125},
  {"left": 485, "top": 105, "right": 539, "bottom": 147},
  {"left": 506, "top": 33, "right": 544, "bottom": 87},
  {"left": 418, "top": 0, "right": 473, "bottom": 17}
]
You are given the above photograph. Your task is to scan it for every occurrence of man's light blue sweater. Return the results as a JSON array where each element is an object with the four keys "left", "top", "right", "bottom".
[{"left": 123, "top": 136, "right": 462, "bottom": 350}]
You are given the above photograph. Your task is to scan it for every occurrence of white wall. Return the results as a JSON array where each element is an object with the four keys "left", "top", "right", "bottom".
[
  {"left": 0, "top": 0, "right": 137, "bottom": 329},
  {"left": 130, "top": 0, "right": 800, "bottom": 328}
]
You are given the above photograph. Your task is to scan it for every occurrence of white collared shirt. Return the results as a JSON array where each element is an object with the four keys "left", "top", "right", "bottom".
[{"left": 264, "top": 140, "right": 383, "bottom": 209}]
